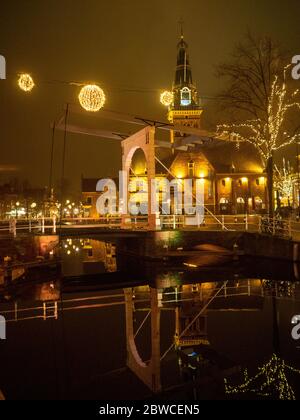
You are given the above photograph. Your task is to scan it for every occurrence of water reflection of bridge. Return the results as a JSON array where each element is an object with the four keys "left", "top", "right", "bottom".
[
  {"left": 1, "top": 279, "right": 300, "bottom": 396},
  {"left": 1, "top": 280, "right": 300, "bottom": 324}
]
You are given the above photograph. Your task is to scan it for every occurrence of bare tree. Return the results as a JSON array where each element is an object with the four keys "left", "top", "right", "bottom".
[{"left": 216, "top": 33, "right": 300, "bottom": 215}]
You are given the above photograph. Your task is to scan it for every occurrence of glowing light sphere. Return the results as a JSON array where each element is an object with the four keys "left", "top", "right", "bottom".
[
  {"left": 160, "top": 91, "right": 173, "bottom": 107},
  {"left": 18, "top": 73, "right": 35, "bottom": 92},
  {"left": 78, "top": 84, "right": 106, "bottom": 112}
]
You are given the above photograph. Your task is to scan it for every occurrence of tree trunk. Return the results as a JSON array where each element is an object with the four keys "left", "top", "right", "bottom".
[{"left": 266, "top": 154, "right": 274, "bottom": 216}]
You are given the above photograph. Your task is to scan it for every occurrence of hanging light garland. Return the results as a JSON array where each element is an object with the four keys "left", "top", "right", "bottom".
[
  {"left": 160, "top": 90, "right": 173, "bottom": 107},
  {"left": 18, "top": 73, "right": 35, "bottom": 92},
  {"left": 78, "top": 84, "right": 106, "bottom": 112}
]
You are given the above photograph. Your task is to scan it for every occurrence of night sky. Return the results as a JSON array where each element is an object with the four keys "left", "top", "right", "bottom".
[{"left": 1, "top": 0, "right": 300, "bottom": 196}]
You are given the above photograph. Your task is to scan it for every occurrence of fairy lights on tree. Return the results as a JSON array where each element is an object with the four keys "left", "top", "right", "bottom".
[
  {"left": 224, "top": 354, "right": 300, "bottom": 400},
  {"left": 274, "top": 158, "right": 294, "bottom": 206},
  {"left": 216, "top": 33, "right": 300, "bottom": 215},
  {"left": 217, "top": 68, "right": 300, "bottom": 165}
]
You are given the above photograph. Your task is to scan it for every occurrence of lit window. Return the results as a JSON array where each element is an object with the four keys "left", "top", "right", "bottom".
[
  {"left": 222, "top": 179, "right": 226, "bottom": 187},
  {"left": 180, "top": 87, "right": 191, "bottom": 106},
  {"left": 239, "top": 178, "right": 248, "bottom": 186}
]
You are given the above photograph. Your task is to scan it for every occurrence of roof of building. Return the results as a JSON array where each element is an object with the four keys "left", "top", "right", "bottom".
[
  {"left": 201, "top": 142, "right": 265, "bottom": 174},
  {"left": 155, "top": 141, "right": 265, "bottom": 175}
]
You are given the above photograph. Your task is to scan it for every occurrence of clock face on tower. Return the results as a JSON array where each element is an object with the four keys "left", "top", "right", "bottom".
[{"left": 180, "top": 87, "right": 191, "bottom": 106}]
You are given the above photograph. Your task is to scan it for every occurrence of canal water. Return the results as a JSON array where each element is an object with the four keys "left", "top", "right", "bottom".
[{"left": 0, "top": 237, "right": 300, "bottom": 400}]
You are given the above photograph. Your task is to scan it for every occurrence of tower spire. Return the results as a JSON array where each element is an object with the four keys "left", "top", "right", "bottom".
[
  {"left": 179, "top": 18, "right": 184, "bottom": 39},
  {"left": 167, "top": 28, "right": 203, "bottom": 144}
]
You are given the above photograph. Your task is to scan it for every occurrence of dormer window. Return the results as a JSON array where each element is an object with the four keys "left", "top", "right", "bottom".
[{"left": 180, "top": 87, "right": 191, "bottom": 106}]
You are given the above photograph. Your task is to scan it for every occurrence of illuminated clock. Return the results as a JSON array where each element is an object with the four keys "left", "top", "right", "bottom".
[{"left": 180, "top": 87, "right": 191, "bottom": 106}]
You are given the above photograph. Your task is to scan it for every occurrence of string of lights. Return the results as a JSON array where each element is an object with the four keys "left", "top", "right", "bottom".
[
  {"left": 224, "top": 353, "right": 300, "bottom": 400},
  {"left": 10, "top": 70, "right": 221, "bottom": 114}
]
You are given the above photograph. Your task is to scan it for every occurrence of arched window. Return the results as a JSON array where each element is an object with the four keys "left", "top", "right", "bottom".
[
  {"left": 180, "top": 87, "right": 191, "bottom": 106},
  {"left": 254, "top": 196, "right": 263, "bottom": 212},
  {"left": 219, "top": 198, "right": 229, "bottom": 204},
  {"left": 237, "top": 197, "right": 245, "bottom": 204}
]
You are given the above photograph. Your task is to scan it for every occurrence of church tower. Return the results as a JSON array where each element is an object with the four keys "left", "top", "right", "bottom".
[{"left": 168, "top": 28, "right": 203, "bottom": 143}]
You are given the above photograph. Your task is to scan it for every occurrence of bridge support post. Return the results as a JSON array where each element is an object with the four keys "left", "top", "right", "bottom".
[
  {"left": 288, "top": 219, "right": 292, "bottom": 238},
  {"left": 121, "top": 127, "right": 157, "bottom": 231},
  {"left": 222, "top": 215, "right": 225, "bottom": 230},
  {"left": 52, "top": 216, "right": 56, "bottom": 234},
  {"left": 12, "top": 219, "right": 16, "bottom": 238}
]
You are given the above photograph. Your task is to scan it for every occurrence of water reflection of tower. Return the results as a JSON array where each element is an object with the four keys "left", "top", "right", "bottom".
[
  {"left": 172, "top": 283, "right": 215, "bottom": 399},
  {"left": 174, "top": 284, "right": 210, "bottom": 348}
]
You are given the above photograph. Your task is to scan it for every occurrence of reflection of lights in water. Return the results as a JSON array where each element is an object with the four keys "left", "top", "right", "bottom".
[
  {"left": 225, "top": 354, "right": 300, "bottom": 400},
  {"left": 62, "top": 239, "right": 116, "bottom": 273},
  {"left": 183, "top": 263, "right": 198, "bottom": 268},
  {"left": 262, "top": 280, "right": 296, "bottom": 297}
]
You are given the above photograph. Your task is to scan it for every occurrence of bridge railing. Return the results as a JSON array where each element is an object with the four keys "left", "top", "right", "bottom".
[
  {"left": 159, "top": 214, "right": 260, "bottom": 232},
  {"left": 2, "top": 280, "right": 299, "bottom": 324},
  {"left": 1, "top": 214, "right": 300, "bottom": 240}
]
